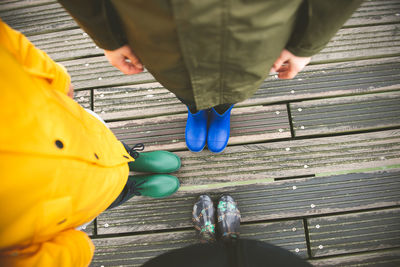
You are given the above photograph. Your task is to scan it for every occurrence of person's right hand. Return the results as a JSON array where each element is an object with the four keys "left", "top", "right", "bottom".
[
  {"left": 104, "top": 45, "right": 144, "bottom": 75},
  {"left": 270, "top": 49, "right": 311, "bottom": 79}
]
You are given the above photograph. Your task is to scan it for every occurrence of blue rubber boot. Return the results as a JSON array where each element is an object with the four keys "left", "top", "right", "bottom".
[
  {"left": 185, "top": 108, "right": 208, "bottom": 152},
  {"left": 207, "top": 105, "right": 234, "bottom": 153}
]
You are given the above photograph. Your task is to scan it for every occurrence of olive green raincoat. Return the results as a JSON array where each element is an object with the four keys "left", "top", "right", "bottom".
[{"left": 59, "top": 0, "right": 362, "bottom": 110}]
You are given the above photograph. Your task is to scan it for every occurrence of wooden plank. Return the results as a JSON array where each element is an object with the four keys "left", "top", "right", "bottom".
[
  {"left": 241, "top": 220, "right": 308, "bottom": 259},
  {"left": 62, "top": 57, "right": 155, "bottom": 91},
  {"left": 93, "top": 84, "right": 180, "bottom": 120},
  {"left": 172, "top": 130, "right": 400, "bottom": 186},
  {"left": 106, "top": 105, "right": 290, "bottom": 151},
  {"left": 90, "top": 57, "right": 400, "bottom": 120},
  {"left": 345, "top": 0, "right": 400, "bottom": 27},
  {"left": 1, "top": 0, "right": 398, "bottom": 35},
  {"left": 312, "top": 24, "right": 400, "bottom": 63},
  {"left": 0, "top": 2, "right": 77, "bottom": 36},
  {"left": 307, "top": 208, "right": 400, "bottom": 257},
  {"left": 96, "top": 170, "right": 400, "bottom": 234},
  {"left": 291, "top": 92, "right": 400, "bottom": 137},
  {"left": 78, "top": 220, "right": 95, "bottom": 237},
  {"left": 28, "top": 28, "right": 102, "bottom": 61},
  {"left": 91, "top": 220, "right": 306, "bottom": 266},
  {"left": 250, "top": 56, "right": 400, "bottom": 106},
  {"left": 25, "top": 23, "right": 399, "bottom": 63},
  {"left": 60, "top": 35, "right": 399, "bottom": 91},
  {"left": 74, "top": 90, "right": 91, "bottom": 110},
  {"left": 91, "top": 231, "right": 196, "bottom": 267},
  {"left": 310, "top": 248, "right": 400, "bottom": 267},
  {"left": 0, "top": 0, "right": 54, "bottom": 12}
]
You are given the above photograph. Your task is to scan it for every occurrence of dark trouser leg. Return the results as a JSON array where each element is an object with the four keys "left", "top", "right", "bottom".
[
  {"left": 213, "top": 103, "right": 233, "bottom": 115},
  {"left": 106, "top": 143, "right": 142, "bottom": 210},
  {"left": 142, "top": 239, "right": 311, "bottom": 267},
  {"left": 177, "top": 97, "right": 198, "bottom": 113},
  {"left": 177, "top": 96, "right": 233, "bottom": 114},
  {"left": 107, "top": 176, "right": 139, "bottom": 210}
]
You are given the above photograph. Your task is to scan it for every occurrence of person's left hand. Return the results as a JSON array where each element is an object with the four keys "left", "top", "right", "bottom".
[
  {"left": 270, "top": 49, "right": 311, "bottom": 79},
  {"left": 104, "top": 45, "right": 144, "bottom": 75}
]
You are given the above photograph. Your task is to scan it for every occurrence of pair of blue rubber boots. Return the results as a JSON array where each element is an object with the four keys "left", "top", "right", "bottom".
[{"left": 185, "top": 105, "right": 233, "bottom": 153}]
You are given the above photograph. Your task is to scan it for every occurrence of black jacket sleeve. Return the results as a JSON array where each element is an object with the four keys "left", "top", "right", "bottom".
[
  {"left": 58, "top": 0, "right": 126, "bottom": 50},
  {"left": 286, "top": 0, "right": 363, "bottom": 57}
]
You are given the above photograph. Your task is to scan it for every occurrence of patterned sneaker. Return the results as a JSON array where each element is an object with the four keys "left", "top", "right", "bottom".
[
  {"left": 192, "top": 195, "right": 216, "bottom": 243},
  {"left": 217, "top": 195, "right": 241, "bottom": 240}
]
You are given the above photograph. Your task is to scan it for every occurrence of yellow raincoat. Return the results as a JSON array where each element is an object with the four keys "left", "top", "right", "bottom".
[{"left": 0, "top": 20, "right": 133, "bottom": 266}]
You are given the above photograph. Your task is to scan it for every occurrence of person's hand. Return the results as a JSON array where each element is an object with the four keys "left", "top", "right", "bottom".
[
  {"left": 104, "top": 45, "right": 144, "bottom": 75},
  {"left": 67, "top": 83, "right": 74, "bottom": 99},
  {"left": 270, "top": 49, "right": 311, "bottom": 79}
]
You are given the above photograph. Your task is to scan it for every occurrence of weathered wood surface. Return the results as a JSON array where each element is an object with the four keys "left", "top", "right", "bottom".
[
  {"left": 97, "top": 171, "right": 400, "bottom": 234},
  {"left": 344, "top": 0, "right": 400, "bottom": 27},
  {"left": 63, "top": 57, "right": 155, "bottom": 91},
  {"left": 88, "top": 56, "right": 400, "bottom": 121},
  {"left": 2, "top": 1, "right": 400, "bottom": 266},
  {"left": 93, "top": 84, "right": 181, "bottom": 120},
  {"left": 59, "top": 43, "right": 399, "bottom": 93},
  {"left": 1, "top": 0, "right": 398, "bottom": 35},
  {"left": 91, "top": 220, "right": 307, "bottom": 267},
  {"left": 291, "top": 92, "right": 400, "bottom": 136},
  {"left": 170, "top": 130, "right": 400, "bottom": 186},
  {"left": 0, "top": 0, "right": 54, "bottom": 11},
  {"left": 107, "top": 105, "right": 290, "bottom": 151},
  {"left": 312, "top": 24, "right": 400, "bottom": 63},
  {"left": 310, "top": 248, "right": 400, "bottom": 267},
  {"left": 79, "top": 220, "right": 95, "bottom": 237},
  {"left": 74, "top": 90, "right": 91, "bottom": 110},
  {"left": 9, "top": 22, "right": 400, "bottom": 63},
  {"left": 37, "top": 26, "right": 400, "bottom": 92},
  {"left": 0, "top": 2, "right": 77, "bottom": 36},
  {"left": 308, "top": 208, "right": 400, "bottom": 257},
  {"left": 91, "top": 231, "right": 196, "bottom": 267},
  {"left": 28, "top": 28, "right": 102, "bottom": 61},
  {"left": 250, "top": 56, "right": 400, "bottom": 106}
]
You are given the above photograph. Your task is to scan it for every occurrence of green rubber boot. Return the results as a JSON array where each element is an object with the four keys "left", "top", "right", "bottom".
[
  {"left": 129, "top": 174, "right": 180, "bottom": 198},
  {"left": 129, "top": 151, "right": 181, "bottom": 173}
]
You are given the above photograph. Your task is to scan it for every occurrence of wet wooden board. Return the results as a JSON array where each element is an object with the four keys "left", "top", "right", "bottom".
[
  {"left": 89, "top": 57, "right": 400, "bottom": 121},
  {"left": 79, "top": 220, "right": 95, "bottom": 237},
  {"left": 240, "top": 220, "right": 308, "bottom": 258},
  {"left": 28, "top": 28, "right": 102, "bottom": 61},
  {"left": 291, "top": 92, "right": 400, "bottom": 136},
  {"left": 0, "top": 0, "right": 54, "bottom": 12},
  {"left": 93, "top": 84, "right": 180, "bottom": 120},
  {"left": 74, "top": 90, "right": 91, "bottom": 110},
  {"left": 172, "top": 130, "right": 400, "bottom": 186},
  {"left": 107, "top": 105, "right": 290, "bottom": 151},
  {"left": 1, "top": 0, "right": 398, "bottom": 36},
  {"left": 0, "top": 2, "right": 77, "bottom": 36},
  {"left": 310, "top": 248, "right": 400, "bottom": 266},
  {"left": 307, "top": 208, "right": 400, "bottom": 257},
  {"left": 96, "top": 170, "right": 400, "bottom": 235},
  {"left": 54, "top": 28, "right": 399, "bottom": 91},
  {"left": 345, "top": 0, "right": 400, "bottom": 27},
  {"left": 91, "top": 220, "right": 307, "bottom": 267},
  {"left": 312, "top": 24, "right": 400, "bottom": 63},
  {"left": 2, "top": 1, "right": 400, "bottom": 266},
  {"left": 249, "top": 56, "right": 400, "bottom": 106},
  {"left": 21, "top": 22, "right": 400, "bottom": 63},
  {"left": 62, "top": 57, "right": 155, "bottom": 91}
]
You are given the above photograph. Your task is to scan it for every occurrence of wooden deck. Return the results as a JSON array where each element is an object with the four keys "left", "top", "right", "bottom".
[{"left": 1, "top": 0, "right": 400, "bottom": 266}]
